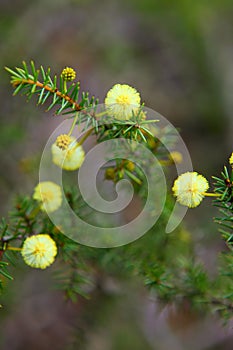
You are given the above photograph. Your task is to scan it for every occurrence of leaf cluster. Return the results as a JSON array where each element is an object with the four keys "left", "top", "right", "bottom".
[
  {"left": 213, "top": 166, "right": 233, "bottom": 249},
  {"left": 5, "top": 61, "right": 98, "bottom": 117},
  {"left": 2, "top": 61, "right": 233, "bottom": 322}
]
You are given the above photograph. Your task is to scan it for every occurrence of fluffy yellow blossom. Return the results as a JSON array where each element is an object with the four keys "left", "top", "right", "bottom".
[
  {"left": 33, "top": 181, "right": 62, "bottom": 212},
  {"left": 61, "top": 67, "right": 76, "bottom": 81},
  {"left": 105, "top": 167, "right": 115, "bottom": 180},
  {"left": 56, "top": 134, "right": 72, "bottom": 150},
  {"left": 169, "top": 151, "right": 183, "bottom": 164},
  {"left": 177, "top": 229, "right": 191, "bottom": 243},
  {"left": 51, "top": 136, "right": 85, "bottom": 171},
  {"left": 105, "top": 84, "right": 141, "bottom": 120},
  {"left": 21, "top": 234, "right": 57, "bottom": 269},
  {"left": 172, "top": 172, "right": 209, "bottom": 208},
  {"left": 125, "top": 160, "right": 135, "bottom": 172},
  {"left": 229, "top": 152, "right": 233, "bottom": 166}
]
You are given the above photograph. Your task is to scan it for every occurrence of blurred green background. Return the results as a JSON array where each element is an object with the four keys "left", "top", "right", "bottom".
[{"left": 0, "top": 0, "right": 233, "bottom": 349}]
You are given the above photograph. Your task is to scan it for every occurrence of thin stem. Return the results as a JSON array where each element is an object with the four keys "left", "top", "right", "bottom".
[
  {"left": 13, "top": 78, "right": 82, "bottom": 112},
  {"left": 203, "top": 192, "right": 222, "bottom": 197},
  {"left": 68, "top": 113, "right": 79, "bottom": 136},
  {"left": 28, "top": 205, "right": 41, "bottom": 219},
  {"left": 95, "top": 111, "right": 108, "bottom": 118},
  {"left": 124, "top": 169, "right": 142, "bottom": 185},
  {"left": 63, "top": 81, "right": 67, "bottom": 93},
  {"left": 78, "top": 128, "right": 94, "bottom": 145},
  {"left": 6, "top": 246, "right": 22, "bottom": 252}
]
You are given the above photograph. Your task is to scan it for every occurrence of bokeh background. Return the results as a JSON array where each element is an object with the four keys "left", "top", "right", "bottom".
[{"left": 0, "top": 0, "right": 233, "bottom": 349}]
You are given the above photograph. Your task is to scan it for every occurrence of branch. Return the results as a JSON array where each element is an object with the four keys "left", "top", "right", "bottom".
[
  {"left": 13, "top": 78, "right": 82, "bottom": 112},
  {"left": 5, "top": 61, "right": 98, "bottom": 117}
]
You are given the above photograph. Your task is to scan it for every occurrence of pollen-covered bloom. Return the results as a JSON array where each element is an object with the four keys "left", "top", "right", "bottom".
[
  {"left": 56, "top": 134, "right": 72, "bottom": 150},
  {"left": 172, "top": 172, "right": 209, "bottom": 208},
  {"left": 51, "top": 136, "right": 85, "bottom": 171},
  {"left": 169, "top": 151, "right": 183, "bottom": 164},
  {"left": 21, "top": 234, "right": 57, "bottom": 269},
  {"left": 229, "top": 152, "right": 233, "bottom": 166},
  {"left": 61, "top": 67, "right": 76, "bottom": 81},
  {"left": 105, "top": 84, "right": 141, "bottom": 120},
  {"left": 33, "top": 181, "right": 62, "bottom": 212}
]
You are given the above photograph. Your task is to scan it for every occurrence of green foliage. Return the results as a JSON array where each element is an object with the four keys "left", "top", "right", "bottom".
[
  {"left": 97, "top": 111, "right": 157, "bottom": 143},
  {"left": 0, "top": 186, "right": 233, "bottom": 317},
  {"left": 1, "top": 60, "right": 233, "bottom": 323},
  {"left": 0, "top": 260, "right": 13, "bottom": 282},
  {"left": 5, "top": 61, "right": 98, "bottom": 116},
  {"left": 213, "top": 166, "right": 233, "bottom": 249}
]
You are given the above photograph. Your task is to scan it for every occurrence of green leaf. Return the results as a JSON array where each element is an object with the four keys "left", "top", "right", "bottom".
[
  {"left": 5, "top": 66, "right": 22, "bottom": 79},
  {"left": 22, "top": 61, "right": 29, "bottom": 78},
  {"left": 0, "top": 267, "right": 13, "bottom": 280}
]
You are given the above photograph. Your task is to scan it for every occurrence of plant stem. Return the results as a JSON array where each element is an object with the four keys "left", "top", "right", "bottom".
[
  {"left": 203, "top": 192, "right": 221, "bottom": 197},
  {"left": 13, "top": 78, "right": 82, "bottom": 112},
  {"left": 63, "top": 81, "right": 67, "bottom": 93},
  {"left": 68, "top": 113, "right": 79, "bottom": 136},
  {"left": 78, "top": 128, "right": 94, "bottom": 145},
  {"left": 6, "top": 246, "right": 22, "bottom": 252}
]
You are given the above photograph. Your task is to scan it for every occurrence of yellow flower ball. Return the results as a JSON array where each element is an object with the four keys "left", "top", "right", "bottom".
[
  {"left": 172, "top": 172, "right": 209, "bottom": 208},
  {"left": 229, "top": 152, "right": 233, "bottom": 166},
  {"left": 125, "top": 160, "right": 135, "bottom": 172},
  {"left": 61, "top": 67, "right": 76, "bottom": 81},
  {"left": 169, "top": 151, "right": 183, "bottom": 164},
  {"left": 51, "top": 136, "right": 85, "bottom": 171},
  {"left": 105, "top": 84, "right": 141, "bottom": 120},
  {"left": 21, "top": 234, "right": 57, "bottom": 269},
  {"left": 33, "top": 181, "right": 62, "bottom": 213},
  {"left": 105, "top": 167, "right": 115, "bottom": 180},
  {"left": 56, "top": 134, "right": 72, "bottom": 150}
]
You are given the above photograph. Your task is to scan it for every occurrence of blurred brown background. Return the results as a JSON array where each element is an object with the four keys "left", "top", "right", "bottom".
[{"left": 0, "top": 0, "right": 233, "bottom": 349}]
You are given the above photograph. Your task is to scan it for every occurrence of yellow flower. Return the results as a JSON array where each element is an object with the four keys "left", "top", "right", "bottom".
[
  {"left": 177, "top": 229, "right": 191, "bottom": 243},
  {"left": 51, "top": 136, "right": 85, "bottom": 171},
  {"left": 105, "top": 167, "right": 115, "bottom": 180},
  {"left": 229, "top": 152, "right": 233, "bottom": 166},
  {"left": 33, "top": 181, "right": 62, "bottom": 212},
  {"left": 172, "top": 172, "right": 209, "bottom": 208},
  {"left": 21, "top": 234, "right": 57, "bottom": 269},
  {"left": 56, "top": 134, "right": 72, "bottom": 150},
  {"left": 125, "top": 160, "right": 135, "bottom": 172},
  {"left": 105, "top": 84, "right": 141, "bottom": 120},
  {"left": 169, "top": 151, "right": 183, "bottom": 164},
  {"left": 61, "top": 67, "right": 76, "bottom": 81}
]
